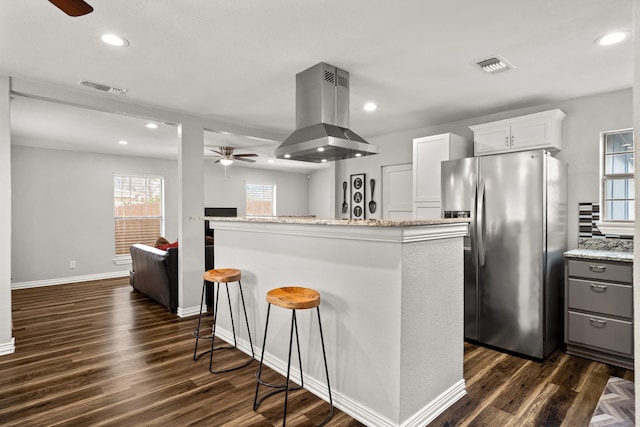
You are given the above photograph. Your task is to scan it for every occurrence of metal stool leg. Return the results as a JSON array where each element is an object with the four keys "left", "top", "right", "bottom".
[
  {"left": 253, "top": 303, "right": 271, "bottom": 410},
  {"left": 253, "top": 304, "right": 303, "bottom": 419},
  {"left": 209, "top": 280, "right": 255, "bottom": 374},
  {"left": 316, "top": 307, "right": 334, "bottom": 426},
  {"left": 238, "top": 280, "right": 255, "bottom": 359},
  {"left": 282, "top": 309, "right": 299, "bottom": 427},
  {"left": 193, "top": 279, "right": 208, "bottom": 360}
]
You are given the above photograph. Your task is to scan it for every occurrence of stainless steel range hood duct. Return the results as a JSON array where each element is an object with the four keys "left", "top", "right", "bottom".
[{"left": 275, "top": 62, "right": 379, "bottom": 162}]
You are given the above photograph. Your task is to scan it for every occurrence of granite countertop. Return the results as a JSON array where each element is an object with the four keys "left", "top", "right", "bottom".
[
  {"left": 192, "top": 216, "right": 470, "bottom": 227},
  {"left": 564, "top": 249, "right": 634, "bottom": 263}
]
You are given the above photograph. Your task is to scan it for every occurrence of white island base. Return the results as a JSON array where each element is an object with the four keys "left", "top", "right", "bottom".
[{"left": 201, "top": 217, "right": 468, "bottom": 427}]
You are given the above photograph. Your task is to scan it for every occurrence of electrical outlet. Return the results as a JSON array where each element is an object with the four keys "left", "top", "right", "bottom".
[{"left": 69, "top": 260, "right": 76, "bottom": 269}]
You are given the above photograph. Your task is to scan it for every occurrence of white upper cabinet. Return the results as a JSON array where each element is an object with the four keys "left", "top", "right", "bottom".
[
  {"left": 412, "top": 133, "right": 471, "bottom": 219},
  {"left": 470, "top": 109, "right": 566, "bottom": 156}
]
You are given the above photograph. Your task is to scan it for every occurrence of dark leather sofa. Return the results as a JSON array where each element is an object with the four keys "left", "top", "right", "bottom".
[{"left": 129, "top": 243, "right": 215, "bottom": 312}]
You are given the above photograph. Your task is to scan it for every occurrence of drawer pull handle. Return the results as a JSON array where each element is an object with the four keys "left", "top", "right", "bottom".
[
  {"left": 590, "top": 284, "right": 608, "bottom": 292},
  {"left": 588, "top": 265, "right": 607, "bottom": 272},
  {"left": 589, "top": 318, "right": 607, "bottom": 327}
]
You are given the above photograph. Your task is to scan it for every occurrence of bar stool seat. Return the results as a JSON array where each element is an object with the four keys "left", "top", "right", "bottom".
[
  {"left": 254, "top": 286, "right": 333, "bottom": 426},
  {"left": 266, "top": 287, "right": 321, "bottom": 309},
  {"left": 204, "top": 268, "right": 241, "bottom": 284},
  {"left": 193, "top": 268, "right": 254, "bottom": 374}
]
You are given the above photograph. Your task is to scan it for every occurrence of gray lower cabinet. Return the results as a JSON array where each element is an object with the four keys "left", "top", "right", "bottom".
[{"left": 565, "top": 257, "right": 633, "bottom": 369}]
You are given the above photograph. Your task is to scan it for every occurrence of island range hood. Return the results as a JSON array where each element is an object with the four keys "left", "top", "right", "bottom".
[{"left": 274, "top": 62, "right": 379, "bottom": 163}]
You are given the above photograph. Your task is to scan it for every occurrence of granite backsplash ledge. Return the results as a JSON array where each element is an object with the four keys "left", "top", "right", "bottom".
[{"left": 578, "top": 237, "right": 633, "bottom": 252}]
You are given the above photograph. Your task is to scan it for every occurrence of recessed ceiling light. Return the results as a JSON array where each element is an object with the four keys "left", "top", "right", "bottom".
[
  {"left": 317, "top": 147, "right": 325, "bottom": 152},
  {"left": 364, "top": 102, "right": 377, "bottom": 112},
  {"left": 284, "top": 154, "right": 291, "bottom": 159},
  {"left": 101, "top": 33, "right": 129, "bottom": 47},
  {"left": 355, "top": 153, "right": 362, "bottom": 157},
  {"left": 321, "top": 159, "right": 327, "bottom": 163},
  {"left": 594, "top": 31, "right": 631, "bottom": 46},
  {"left": 118, "top": 140, "right": 128, "bottom": 145},
  {"left": 145, "top": 123, "right": 158, "bottom": 129}
]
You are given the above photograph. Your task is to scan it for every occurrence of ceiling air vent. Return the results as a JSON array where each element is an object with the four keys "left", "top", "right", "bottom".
[
  {"left": 474, "top": 55, "right": 514, "bottom": 74},
  {"left": 78, "top": 80, "right": 128, "bottom": 95}
]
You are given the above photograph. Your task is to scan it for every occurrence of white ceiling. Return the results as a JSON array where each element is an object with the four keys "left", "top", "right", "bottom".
[{"left": 2, "top": 0, "right": 634, "bottom": 173}]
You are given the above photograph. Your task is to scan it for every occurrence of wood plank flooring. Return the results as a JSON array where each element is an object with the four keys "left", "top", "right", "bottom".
[
  {"left": 1, "top": 278, "right": 633, "bottom": 426},
  {"left": 429, "top": 342, "right": 634, "bottom": 426}
]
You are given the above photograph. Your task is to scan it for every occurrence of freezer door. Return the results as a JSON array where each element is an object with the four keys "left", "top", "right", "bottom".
[
  {"left": 441, "top": 157, "right": 478, "bottom": 340},
  {"left": 477, "top": 150, "right": 545, "bottom": 358}
]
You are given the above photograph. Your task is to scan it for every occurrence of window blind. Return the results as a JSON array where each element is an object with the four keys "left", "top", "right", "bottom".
[
  {"left": 245, "top": 183, "right": 276, "bottom": 217},
  {"left": 114, "top": 174, "right": 164, "bottom": 256}
]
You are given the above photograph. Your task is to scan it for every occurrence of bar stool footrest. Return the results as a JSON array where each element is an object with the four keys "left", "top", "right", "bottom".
[{"left": 253, "top": 371, "right": 303, "bottom": 410}]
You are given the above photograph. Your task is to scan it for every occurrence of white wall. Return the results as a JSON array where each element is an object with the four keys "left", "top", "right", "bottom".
[
  {"left": 11, "top": 146, "right": 179, "bottom": 284},
  {"left": 11, "top": 146, "right": 311, "bottom": 285},
  {"left": 203, "top": 162, "right": 309, "bottom": 217},
  {"left": 331, "top": 89, "right": 633, "bottom": 249}
]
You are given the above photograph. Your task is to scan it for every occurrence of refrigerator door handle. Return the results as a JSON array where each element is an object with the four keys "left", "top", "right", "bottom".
[
  {"left": 477, "top": 178, "right": 486, "bottom": 266},
  {"left": 470, "top": 177, "right": 478, "bottom": 265}
]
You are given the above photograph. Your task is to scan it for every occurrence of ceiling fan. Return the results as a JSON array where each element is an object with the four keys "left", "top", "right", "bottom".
[
  {"left": 48, "top": 0, "right": 94, "bottom": 17},
  {"left": 210, "top": 147, "right": 258, "bottom": 166}
]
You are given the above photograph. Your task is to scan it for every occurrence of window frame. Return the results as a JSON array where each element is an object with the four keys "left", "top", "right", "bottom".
[
  {"left": 113, "top": 173, "right": 165, "bottom": 264},
  {"left": 245, "top": 181, "right": 276, "bottom": 217},
  {"left": 598, "top": 128, "right": 634, "bottom": 236}
]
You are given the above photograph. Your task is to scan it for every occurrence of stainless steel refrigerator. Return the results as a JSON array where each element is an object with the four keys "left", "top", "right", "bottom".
[{"left": 441, "top": 149, "right": 567, "bottom": 359}]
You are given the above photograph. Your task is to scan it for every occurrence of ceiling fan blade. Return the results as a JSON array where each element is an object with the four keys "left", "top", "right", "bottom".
[
  {"left": 210, "top": 149, "right": 224, "bottom": 156},
  {"left": 233, "top": 153, "right": 258, "bottom": 157},
  {"left": 48, "top": 0, "right": 94, "bottom": 16},
  {"left": 234, "top": 157, "right": 256, "bottom": 163}
]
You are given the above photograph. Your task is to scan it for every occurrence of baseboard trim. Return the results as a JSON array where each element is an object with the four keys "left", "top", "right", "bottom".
[
  {"left": 177, "top": 306, "right": 201, "bottom": 318},
  {"left": 0, "top": 337, "right": 16, "bottom": 356},
  {"left": 400, "top": 379, "right": 467, "bottom": 427},
  {"left": 11, "top": 271, "right": 130, "bottom": 290},
  {"left": 212, "top": 326, "right": 465, "bottom": 427}
]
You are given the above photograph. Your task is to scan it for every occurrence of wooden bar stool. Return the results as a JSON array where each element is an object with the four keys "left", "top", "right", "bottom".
[
  {"left": 253, "top": 287, "right": 333, "bottom": 426},
  {"left": 193, "top": 268, "right": 254, "bottom": 373}
]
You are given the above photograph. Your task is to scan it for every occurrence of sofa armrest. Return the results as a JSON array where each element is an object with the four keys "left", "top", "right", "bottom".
[{"left": 130, "top": 244, "right": 176, "bottom": 312}]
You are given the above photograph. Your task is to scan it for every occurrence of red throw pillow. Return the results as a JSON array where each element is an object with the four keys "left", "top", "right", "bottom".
[{"left": 157, "top": 241, "right": 179, "bottom": 250}]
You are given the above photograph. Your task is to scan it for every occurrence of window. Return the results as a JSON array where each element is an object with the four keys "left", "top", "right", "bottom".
[
  {"left": 245, "top": 182, "right": 276, "bottom": 217},
  {"left": 599, "top": 128, "right": 634, "bottom": 235},
  {"left": 114, "top": 174, "right": 164, "bottom": 260}
]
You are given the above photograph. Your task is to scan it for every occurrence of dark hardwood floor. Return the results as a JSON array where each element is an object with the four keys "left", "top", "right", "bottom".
[
  {"left": 2, "top": 278, "right": 633, "bottom": 426},
  {"left": 430, "top": 341, "right": 634, "bottom": 427}
]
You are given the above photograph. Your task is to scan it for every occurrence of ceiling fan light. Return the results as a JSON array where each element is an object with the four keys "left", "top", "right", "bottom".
[{"left": 220, "top": 158, "right": 233, "bottom": 166}]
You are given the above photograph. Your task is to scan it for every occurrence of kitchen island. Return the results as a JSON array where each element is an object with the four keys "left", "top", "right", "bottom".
[{"left": 196, "top": 216, "right": 468, "bottom": 427}]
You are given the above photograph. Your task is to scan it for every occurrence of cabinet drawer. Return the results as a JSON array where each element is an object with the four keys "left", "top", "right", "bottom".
[
  {"left": 567, "top": 312, "right": 632, "bottom": 356},
  {"left": 568, "top": 278, "right": 632, "bottom": 318},
  {"left": 567, "top": 259, "right": 632, "bottom": 283}
]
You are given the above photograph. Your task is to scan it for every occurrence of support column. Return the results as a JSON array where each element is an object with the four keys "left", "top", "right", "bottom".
[
  {"left": 177, "top": 117, "right": 205, "bottom": 316},
  {"left": 0, "top": 76, "right": 15, "bottom": 355},
  {"left": 632, "top": 1, "right": 639, "bottom": 422}
]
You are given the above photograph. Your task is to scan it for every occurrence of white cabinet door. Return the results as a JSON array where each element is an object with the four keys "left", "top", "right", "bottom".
[
  {"left": 382, "top": 163, "right": 413, "bottom": 220},
  {"left": 413, "top": 134, "right": 450, "bottom": 203},
  {"left": 471, "top": 109, "right": 565, "bottom": 156},
  {"left": 473, "top": 124, "right": 510, "bottom": 155},
  {"left": 510, "top": 116, "right": 553, "bottom": 151}
]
